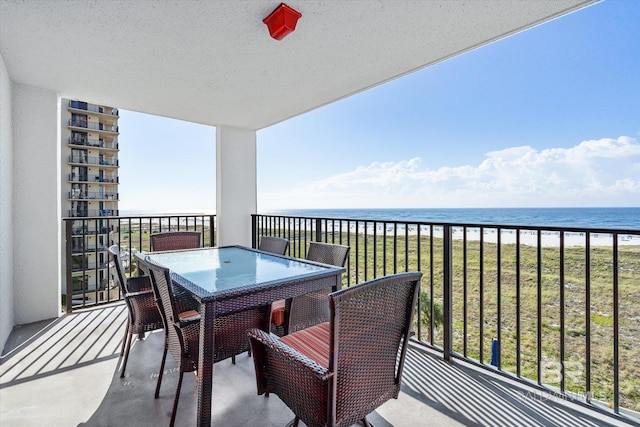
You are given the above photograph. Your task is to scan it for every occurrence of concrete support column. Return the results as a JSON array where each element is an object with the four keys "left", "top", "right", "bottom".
[
  {"left": 0, "top": 53, "right": 14, "bottom": 350},
  {"left": 12, "top": 84, "right": 61, "bottom": 325},
  {"left": 215, "top": 126, "right": 256, "bottom": 246}
]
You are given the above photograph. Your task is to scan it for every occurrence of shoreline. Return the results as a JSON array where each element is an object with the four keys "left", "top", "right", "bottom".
[
  {"left": 118, "top": 217, "right": 640, "bottom": 248},
  {"left": 327, "top": 223, "right": 640, "bottom": 248}
]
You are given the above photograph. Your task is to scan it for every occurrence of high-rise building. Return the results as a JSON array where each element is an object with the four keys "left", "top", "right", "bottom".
[{"left": 61, "top": 99, "right": 120, "bottom": 302}]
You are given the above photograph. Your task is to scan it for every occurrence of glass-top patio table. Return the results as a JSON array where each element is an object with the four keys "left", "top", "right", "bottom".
[{"left": 146, "top": 246, "right": 345, "bottom": 427}]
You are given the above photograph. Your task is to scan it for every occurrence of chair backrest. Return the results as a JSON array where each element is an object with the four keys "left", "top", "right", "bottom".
[
  {"left": 258, "top": 236, "right": 289, "bottom": 255},
  {"left": 133, "top": 252, "right": 163, "bottom": 313},
  {"left": 287, "top": 242, "right": 351, "bottom": 333},
  {"left": 150, "top": 231, "right": 201, "bottom": 252},
  {"left": 306, "top": 242, "right": 350, "bottom": 267},
  {"left": 107, "top": 245, "right": 128, "bottom": 295},
  {"left": 329, "top": 271, "right": 421, "bottom": 426},
  {"left": 141, "top": 254, "right": 186, "bottom": 361}
]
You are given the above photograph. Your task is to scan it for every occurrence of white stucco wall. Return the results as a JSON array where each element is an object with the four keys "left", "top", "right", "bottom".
[
  {"left": 216, "top": 126, "right": 256, "bottom": 246},
  {"left": 12, "top": 84, "right": 61, "bottom": 325},
  {"left": 0, "top": 52, "right": 14, "bottom": 351}
]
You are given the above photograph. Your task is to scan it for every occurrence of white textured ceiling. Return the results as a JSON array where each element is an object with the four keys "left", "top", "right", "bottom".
[{"left": 0, "top": 0, "right": 595, "bottom": 130}]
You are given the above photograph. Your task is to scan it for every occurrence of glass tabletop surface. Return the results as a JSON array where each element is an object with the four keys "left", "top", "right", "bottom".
[{"left": 147, "top": 246, "right": 334, "bottom": 294}]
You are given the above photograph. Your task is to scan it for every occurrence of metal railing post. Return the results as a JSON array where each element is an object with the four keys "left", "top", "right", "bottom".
[
  {"left": 251, "top": 214, "right": 257, "bottom": 249},
  {"left": 209, "top": 214, "right": 216, "bottom": 247},
  {"left": 65, "top": 219, "right": 74, "bottom": 313},
  {"left": 443, "top": 224, "right": 453, "bottom": 361},
  {"left": 315, "top": 218, "right": 322, "bottom": 242}
]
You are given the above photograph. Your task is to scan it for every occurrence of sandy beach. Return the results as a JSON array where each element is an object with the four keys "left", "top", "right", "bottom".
[{"left": 324, "top": 222, "right": 640, "bottom": 248}]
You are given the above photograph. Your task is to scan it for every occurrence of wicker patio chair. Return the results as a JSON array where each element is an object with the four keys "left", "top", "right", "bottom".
[
  {"left": 271, "top": 242, "right": 350, "bottom": 335},
  {"left": 229, "top": 235, "right": 288, "bottom": 364},
  {"left": 258, "top": 236, "right": 290, "bottom": 255},
  {"left": 150, "top": 231, "right": 201, "bottom": 252},
  {"left": 107, "top": 245, "right": 163, "bottom": 378},
  {"left": 257, "top": 236, "right": 290, "bottom": 334},
  {"left": 249, "top": 271, "right": 422, "bottom": 427},
  {"left": 139, "top": 253, "right": 270, "bottom": 427}
]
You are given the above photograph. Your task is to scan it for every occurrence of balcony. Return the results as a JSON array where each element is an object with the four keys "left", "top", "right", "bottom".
[
  {"left": 68, "top": 209, "right": 119, "bottom": 217},
  {"left": 71, "top": 225, "right": 117, "bottom": 236},
  {"left": 70, "top": 261, "right": 108, "bottom": 272},
  {"left": 68, "top": 100, "right": 119, "bottom": 116},
  {"left": 68, "top": 136, "right": 119, "bottom": 150},
  {"left": 71, "top": 244, "right": 108, "bottom": 255},
  {"left": 68, "top": 119, "right": 119, "bottom": 133},
  {"left": 52, "top": 213, "right": 640, "bottom": 426},
  {"left": 68, "top": 154, "right": 119, "bottom": 167},
  {"left": 68, "top": 174, "right": 119, "bottom": 184},
  {"left": 4, "top": 1, "right": 631, "bottom": 425},
  {"left": 68, "top": 191, "right": 119, "bottom": 201}
]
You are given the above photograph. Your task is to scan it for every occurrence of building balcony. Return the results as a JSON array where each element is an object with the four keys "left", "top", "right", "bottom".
[
  {"left": 68, "top": 136, "right": 119, "bottom": 150},
  {"left": 68, "top": 100, "right": 119, "bottom": 116},
  {"left": 71, "top": 225, "right": 117, "bottom": 236},
  {"left": 68, "top": 191, "right": 119, "bottom": 201},
  {"left": 68, "top": 155, "right": 119, "bottom": 167},
  {"left": 71, "top": 244, "right": 108, "bottom": 254},
  {"left": 68, "top": 174, "right": 119, "bottom": 184},
  {"left": 68, "top": 119, "right": 119, "bottom": 134},
  {"left": 68, "top": 209, "right": 119, "bottom": 218},
  {"left": 70, "top": 261, "right": 108, "bottom": 272}
]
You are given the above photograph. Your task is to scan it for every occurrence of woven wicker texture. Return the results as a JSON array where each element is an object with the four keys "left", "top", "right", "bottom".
[
  {"left": 258, "top": 236, "right": 289, "bottom": 255},
  {"left": 249, "top": 271, "right": 421, "bottom": 427},
  {"left": 139, "top": 252, "right": 270, "bottom": 426},
  {"left": 259, "top": 236, "right": 291, "bottom": 333},
  {"left": 287, "top": 242, "right": 350, "bottom": 334},
  {"left": 107, "top": 245, "right": 163, "bottom": 379},
  {"left": 150, "top": 231, "right": 201, "bottom": 252}
]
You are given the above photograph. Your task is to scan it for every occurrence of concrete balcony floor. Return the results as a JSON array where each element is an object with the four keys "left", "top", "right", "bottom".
[{"left": 0, "top": 303, "right": 634, "bottom": 427}]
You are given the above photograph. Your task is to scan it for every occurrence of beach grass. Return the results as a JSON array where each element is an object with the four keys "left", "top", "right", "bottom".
[{"left": 333, "top": 231, "right": 640, "bottom": 412}]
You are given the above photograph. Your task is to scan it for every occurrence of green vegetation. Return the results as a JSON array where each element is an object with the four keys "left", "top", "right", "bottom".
[
  {"left": 419, "top": 288, "right": 443, "bottom": 342},
  {"left": 303, "top": 229, "right": 640, "bottom": 412}
]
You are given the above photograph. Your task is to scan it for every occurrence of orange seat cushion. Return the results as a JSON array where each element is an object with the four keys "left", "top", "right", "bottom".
[
  {"left": 280, "top": 322, "right": 330, "bottom": 369},
  {"left": 270, "top": 299, "right": 286, "bottom": 326},
  {"left": 179, "top": 309, "right": 200, "bottom": 322}
]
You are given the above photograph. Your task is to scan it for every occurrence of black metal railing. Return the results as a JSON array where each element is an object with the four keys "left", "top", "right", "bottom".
[
  {"left": 63, "top": 214, "right": 216, "bottom": 312},
  {"left": 68, "top": 155, "right": 118, "bottom": 166},
  {"left": 68, "top": 191, "right": 118, "bottom": 201},
  {"left": 68, "top": 100, "right": 119, "bottom": 116},
  {"left": 68, "top": 209, "right": 118, "bottom": 217},
  {"left": 68, "top": 137, "right": 118, "bottom": 150},
  {"left": 68, "top": 119, "right": 118, "bottom": 133},
  {"left": 252, "top": 213, "right": 640, "bottom": 422},
  {"left": 68, "top": 174, "right": 119, "bottom": 183}
]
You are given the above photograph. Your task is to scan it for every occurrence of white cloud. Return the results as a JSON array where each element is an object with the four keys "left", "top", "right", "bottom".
[{"left": 259, "top": 136, "right": 640, "bottom": 209}]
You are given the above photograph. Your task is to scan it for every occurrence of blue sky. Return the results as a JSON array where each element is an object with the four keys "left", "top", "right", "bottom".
[{"left": 118, "top": 0, "right": 640, "bottom": 214}]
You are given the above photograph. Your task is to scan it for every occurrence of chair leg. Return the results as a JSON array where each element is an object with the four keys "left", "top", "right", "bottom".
[
  {"left": 231, "top": 355, "right": 236, "bottom": 364},
  {"left": 120, "top": 332, "right": 133, "bottom": 378},
  {"left": 361, "top": 416, "right": 372, "bottom": 427},
  {"left": 286, "top": 417, "right": 300, "bottom": 427},
  {"left": 155, "top": 345, "right": 168, "bottom": 398},
  {"left": 120, "top": 322, "right": 130, "bottom": 356},
  {"left": 170, "top": 370, "right": 184, "bottom": 427}
]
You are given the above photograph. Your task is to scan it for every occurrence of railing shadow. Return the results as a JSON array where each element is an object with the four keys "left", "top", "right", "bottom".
[
  {"left": 401, "top": 344, "right": 626, "bottom": 427},
  {"left": 0, "top": 304, "right": 125, "bottom": 389}
]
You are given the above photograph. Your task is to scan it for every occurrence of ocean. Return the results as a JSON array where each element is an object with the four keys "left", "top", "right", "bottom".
[{"left": 262, "top": 207, "right": 640, "bottom": 230}]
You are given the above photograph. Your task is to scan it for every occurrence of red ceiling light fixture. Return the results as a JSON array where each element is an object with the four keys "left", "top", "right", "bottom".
[{"left": 263, "top": 3, "right": 302, "bottom": 41}]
